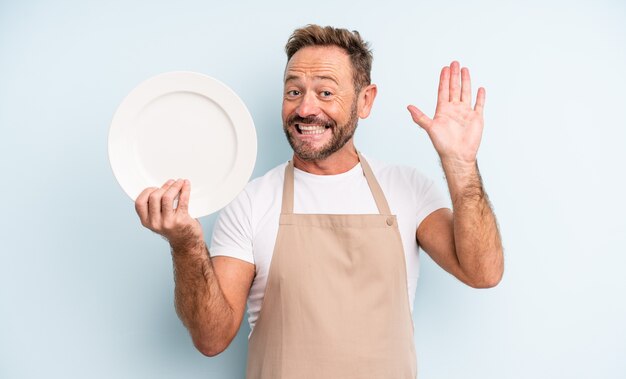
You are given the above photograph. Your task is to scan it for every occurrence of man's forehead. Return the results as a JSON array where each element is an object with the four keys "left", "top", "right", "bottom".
[{"left": 284, "top": 46, "right": 352, "bottom": 81}]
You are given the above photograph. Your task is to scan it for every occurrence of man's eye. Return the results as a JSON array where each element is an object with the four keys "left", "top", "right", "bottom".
[
  {"left": 287, "top": 90, "right": 301, "bottom": 96},
  {"left": 321, "top": 91, "right": 332, "bottom": 97}
]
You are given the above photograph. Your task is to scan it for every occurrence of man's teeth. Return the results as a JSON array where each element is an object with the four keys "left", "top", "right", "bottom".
[{"left": 297, "top": 124, "right": 326, "bottom": 135}]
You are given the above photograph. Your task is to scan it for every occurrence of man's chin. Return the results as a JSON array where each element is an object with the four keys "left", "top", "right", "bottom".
[
  {"left": 293, "top": 147, "right": 329, "bottom": 161},
  {"left": 285, "top": 135, "right": 326, "bottom": 160}
]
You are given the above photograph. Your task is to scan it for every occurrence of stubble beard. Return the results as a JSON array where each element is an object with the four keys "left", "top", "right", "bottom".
[{"left": 283, "top": 102, "right": 359, "bottom": 161}]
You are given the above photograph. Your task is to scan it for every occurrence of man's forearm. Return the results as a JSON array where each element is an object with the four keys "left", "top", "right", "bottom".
[
  {"left": 171, "top": 238, "right": 235, "bottom": 356},
  {"left": 442, "top": 159, "right": 504, "bottom": 287}
]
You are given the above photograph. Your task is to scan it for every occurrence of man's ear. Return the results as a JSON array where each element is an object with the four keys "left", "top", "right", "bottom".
[{"left": 357, "top": 84, "right": 378, "bottom": 119}]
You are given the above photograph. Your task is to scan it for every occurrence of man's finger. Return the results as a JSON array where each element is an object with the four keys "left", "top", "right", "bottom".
[
  {"left": 177, "top": 179, "right": 191, "bottom": 215},
  {"left": 407, "top": 105, "right": 433, "bottom": 131},
  {"left": 162, "top": 179, "right": 185, "bottom": 219},
  {"left": 449, "top": 61, "right": 461, "bottom": 102},
  {"left": 148, "top": 179, "right": 175, "bottom": 225},
  {"left": 474, "top": 87, "right": 486, "bottom": 114},
  {"left": 461, "top": 67, "right": 472, "bottom": 104},
  {"left": 437, "top": 66, "right": 450, "bottom": 105},
  {"left": 135, "top": 187, "right": 158, "bottom": 224}
]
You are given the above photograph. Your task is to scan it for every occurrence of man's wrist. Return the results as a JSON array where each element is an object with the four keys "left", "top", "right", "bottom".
[
  {"left": 440, "top": 158, "right": 484, "bottom": 202},
  {"left": 168, "top": 227, "right": 205, "bottom": 255},
  {"left": 440, "top": 157, "right": 478, "bottom": 180}
]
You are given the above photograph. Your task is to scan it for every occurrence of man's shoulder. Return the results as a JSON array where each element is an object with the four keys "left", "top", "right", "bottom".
[
  {"left": 362, "top": 153, "right": 449, "bottom": 213},
  {"left": 364, "top": 154, "right": 431, "bottom": 186},
  {"left": 242, "top": 161, "right": 288, "bottom": 198},
  {"left": 218, "top": 161, "right": 286, "bottom": 221}
]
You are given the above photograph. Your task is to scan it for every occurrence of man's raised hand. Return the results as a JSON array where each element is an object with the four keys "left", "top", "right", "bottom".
[{"left": 407, "top": 61, "right": 485, "bottom": 166}]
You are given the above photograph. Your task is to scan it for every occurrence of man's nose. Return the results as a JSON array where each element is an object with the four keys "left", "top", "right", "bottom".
[{"left": 295, "top": 92, "right": 319, "bottom": 117}]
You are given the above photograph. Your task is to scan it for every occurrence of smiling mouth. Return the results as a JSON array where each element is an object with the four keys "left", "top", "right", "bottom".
[{"left": 295, "top": 124, "right": 329, "bottom": 135}]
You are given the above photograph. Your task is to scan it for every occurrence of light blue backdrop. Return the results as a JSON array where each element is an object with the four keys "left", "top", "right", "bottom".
[{"left": 1, "top": 0, "right": 625, "bottom": 378}]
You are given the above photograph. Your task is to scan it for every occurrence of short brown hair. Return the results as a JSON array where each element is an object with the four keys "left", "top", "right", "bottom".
[{"left": 285, "top": 24, "right": 373, "bottom": 92}]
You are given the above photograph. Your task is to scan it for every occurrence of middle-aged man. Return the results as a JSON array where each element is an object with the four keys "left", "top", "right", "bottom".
[{"left": 135, "top": 24, "right": 504, "bottom": 378}]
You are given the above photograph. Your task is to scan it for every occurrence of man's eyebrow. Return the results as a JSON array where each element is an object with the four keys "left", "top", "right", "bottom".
[
  {"left": 315, "top": 75, "right": 339, "bottom": 85},
  {"left": 284, "top": 74, "right": 301, "bottom": 83},
  {"left": 284, "top": 74, "right": 339, "bottom": 85}
]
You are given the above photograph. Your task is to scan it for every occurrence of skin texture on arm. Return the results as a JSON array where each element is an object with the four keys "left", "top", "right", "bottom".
[
  {"left": 135, "top": 179, "right": 255, "bottom": 356},
  {"left": 408, "top": 61, "right": 504, "bottom": 288}
]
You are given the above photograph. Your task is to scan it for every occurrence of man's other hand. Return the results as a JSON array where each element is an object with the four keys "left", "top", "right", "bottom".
[{"left": 135, "top": 179, "right": 204, "bottom": 250}]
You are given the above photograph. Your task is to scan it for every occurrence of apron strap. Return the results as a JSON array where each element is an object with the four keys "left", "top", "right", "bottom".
[
  {"left": 357, "top": 151, "right": 392, "bottom": 215},
  {"left": 281, "top": 151, "right": 392, "bottom": 215},
  {"left": 282, "top": 160, "right": 295, "bottom": 214}
]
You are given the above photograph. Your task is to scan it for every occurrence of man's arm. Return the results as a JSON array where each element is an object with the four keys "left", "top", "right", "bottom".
[
  {"left": 135, "top": 179, "right": 255, "bottom": 356},
  {"left": 408, "top": 61, "right": 504, "bottom": 288},
  {"left": 416, "top": 164, "right": 503, "bottom": 288},
  {"left": 171, "top": 242, "right": 254, "bottom": 356}
]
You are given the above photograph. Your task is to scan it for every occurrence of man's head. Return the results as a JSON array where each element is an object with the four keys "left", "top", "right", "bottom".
[{"left": 282, "top": 25, "right": 377, "bottom": 162}]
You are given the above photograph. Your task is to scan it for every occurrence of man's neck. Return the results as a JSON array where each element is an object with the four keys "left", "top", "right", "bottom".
[{"left": 292, "top": 142, "right": 359, "bottom": 175}]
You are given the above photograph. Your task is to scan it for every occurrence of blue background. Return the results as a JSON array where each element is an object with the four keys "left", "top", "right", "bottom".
[{"left": 1, "top": 0, "right": 625, "bottom": 378}]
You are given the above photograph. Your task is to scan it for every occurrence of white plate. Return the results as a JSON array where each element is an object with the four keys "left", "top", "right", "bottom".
[{"left": 108, "top": 71, "right": 257, "bottom": 218}]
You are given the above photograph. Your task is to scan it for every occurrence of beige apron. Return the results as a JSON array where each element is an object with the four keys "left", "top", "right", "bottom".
[{"left": 246, "top": 153, "right": 417, "bottom": 379}]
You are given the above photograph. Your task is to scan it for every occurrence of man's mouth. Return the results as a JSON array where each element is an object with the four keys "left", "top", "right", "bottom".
[{"left": 295, "top": 124, "right": 329, "bottom": 135}]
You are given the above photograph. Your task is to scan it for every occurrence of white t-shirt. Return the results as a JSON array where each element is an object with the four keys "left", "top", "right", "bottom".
[{"left": 210, "top": 155, "right": 450, "bottom": 333}]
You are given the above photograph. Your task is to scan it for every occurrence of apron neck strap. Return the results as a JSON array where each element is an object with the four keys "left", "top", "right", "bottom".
[
  {"left": 357, "top": 151, "right": 392, "bottom": 215},
  {"left": 282, "top": 159, "right": 296, "bottom": 214},
  {"left": 281, "top": 151, "right": 392, "bottom": 215}
]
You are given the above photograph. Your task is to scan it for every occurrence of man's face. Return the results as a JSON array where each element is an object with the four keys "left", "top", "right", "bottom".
[{"left": 282, "top": 45, "right": 359, "bottom": 161}]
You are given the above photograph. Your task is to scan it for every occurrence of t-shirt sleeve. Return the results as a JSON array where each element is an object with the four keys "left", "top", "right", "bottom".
[
  {"left": 413, "top": 171, "right": 451, "bottom": 229},
  {"left": 209, "top": 188, "right": 255, "bottom": 264}
]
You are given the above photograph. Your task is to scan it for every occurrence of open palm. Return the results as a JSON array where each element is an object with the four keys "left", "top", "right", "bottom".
[{"left": 408, "top": 61, "right": 485, "bottom": 165}]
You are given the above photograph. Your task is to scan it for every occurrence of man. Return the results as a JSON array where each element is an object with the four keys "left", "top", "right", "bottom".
[{"left": 135, "top": 25, "right": 503, "bottom": 378}]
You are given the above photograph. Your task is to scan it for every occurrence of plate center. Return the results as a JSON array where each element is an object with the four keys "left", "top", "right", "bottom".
[{"left": 133, "top": 91, "right": 236, "bottom": 193}]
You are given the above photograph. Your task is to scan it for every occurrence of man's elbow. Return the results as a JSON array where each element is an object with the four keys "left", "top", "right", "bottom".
[
  {"left": 467, "top": 267, "right": 503, "bottom": 289},
  {"left": 190, "top": 326, "right": 236, "bottom": 357},
  {"left": 193, "top": 337, "right": 231, "bottom": 357},
  {"left": 468, "top": 275, "right": 502, "bottom": 289}
]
